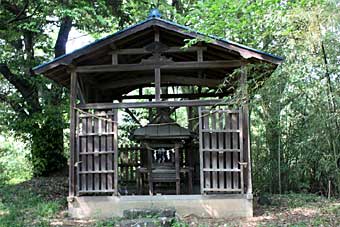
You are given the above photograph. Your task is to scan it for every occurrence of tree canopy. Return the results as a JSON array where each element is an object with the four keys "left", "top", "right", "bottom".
[{"left": 0, "top": 0, "right": 339, "bottom": 195}]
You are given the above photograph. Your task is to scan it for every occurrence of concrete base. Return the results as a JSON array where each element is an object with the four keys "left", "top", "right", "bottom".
[{"left": 68, "top": 194, "right": 253, "bottom": 219}]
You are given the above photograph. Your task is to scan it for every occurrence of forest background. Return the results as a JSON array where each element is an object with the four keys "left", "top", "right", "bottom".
[{"left": 0, "top": 0, "right": 339, "bottom": 196}]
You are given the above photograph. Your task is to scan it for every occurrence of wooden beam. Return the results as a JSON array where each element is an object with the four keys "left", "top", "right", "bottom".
[
  {"left": 76, "top": 60, "right": 242, "bottom": 73},
  {"left": 97, "top": 75, "right": 224, "bottom": 90},
  {"left": 155, "top": 68, "right": 161, "bottom": 101},
  {"left": 154, "top": 27, "right": 160, "bottom": 42},
  {"left": 34, "top": 21, "right": 158, "bottom": 74},
  {"left": 77, "top": 99, "right": 225, "bottom": 109},
  {"left": 112, "top": 52, "right": 118, "bottom": 64},
  {"left": 240, "top": 64, "right": 252, "bottom": 195},
  {"left": 109, "top": 46, "right": 207, "bottom": 55},
  {"left": 69, "top": 70, "right": 77, "bottom": 197},
  {"left": 152, "top": 20, "right": 283, "bottom": 64},
  {"left": 120, "top": 92, "right": 229, "bottom": 100},
  {"left": 197, "top": 47, "right": 203, "bottom": 62},
  {"left": 113, "top": 109, "right": 118, "bottom": 195}
]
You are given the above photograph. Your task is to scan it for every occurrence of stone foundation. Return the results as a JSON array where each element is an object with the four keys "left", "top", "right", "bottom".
[{"left": 68, "top": 194, "right": 253, "bottom": 219}]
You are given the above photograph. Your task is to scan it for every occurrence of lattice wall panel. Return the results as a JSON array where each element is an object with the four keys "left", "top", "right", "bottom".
[
  {"left": 199, "top": 107, "right": 244, "bottom": 194},
  {"left": 76, "top": 109, "right": 118, "bottom": 195}
]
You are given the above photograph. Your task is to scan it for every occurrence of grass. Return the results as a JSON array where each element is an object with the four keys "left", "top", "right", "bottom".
[
  {"left": 0, "top": 177, "right": 67, "bottom": 227},
  {"left": 1, "top": 177, "right": 340, "bottom": 227}
]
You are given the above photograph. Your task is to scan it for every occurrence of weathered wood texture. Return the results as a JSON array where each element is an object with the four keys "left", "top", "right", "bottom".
[
  {"left": 76, "top": 60, "right": 242, "bottom": 73},
  {"left": 69, "top": 70, "right": 77, "bottom": 197},
  {"left": 77, "top": 99, "right": 224, "bottom": 109},
  {"left": 76, "top": 109, "right": 118, "bottom": 194},
  {"left": 199, "top": 107, "right": 244, "bottom": 194}
]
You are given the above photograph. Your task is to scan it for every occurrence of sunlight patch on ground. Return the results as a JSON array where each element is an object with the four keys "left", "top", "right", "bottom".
[
  {"left": 290, "top": 207, "right": 318, "bottom": 216},
  {"left": 0, "top": 210, "right": 9, "bottom": 216}
]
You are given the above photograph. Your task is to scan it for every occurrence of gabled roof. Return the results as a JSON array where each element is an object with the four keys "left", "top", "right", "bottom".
[{"left": 33, "top": 13, "right": 283, "bottom": 75}]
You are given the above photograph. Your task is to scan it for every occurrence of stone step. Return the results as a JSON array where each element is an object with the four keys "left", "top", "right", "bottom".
[
  {"left": 119, "top": 217, "right": 173, "bottom": 227},
  {"left": 123, "top": 208, "right": 176, "bottom": 219}
]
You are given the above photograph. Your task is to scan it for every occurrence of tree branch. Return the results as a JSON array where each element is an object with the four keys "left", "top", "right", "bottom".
[
  {"left": 5, "top": 0, "right": 29, "bottom": 24},
  {"left": 0, "top": 63, "right": 40, "bottom": 112},
  {"left": 0, "top": 92, "right": 28, "bottom": 117}
]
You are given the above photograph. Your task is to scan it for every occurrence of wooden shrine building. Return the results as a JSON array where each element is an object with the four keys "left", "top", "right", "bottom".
[{"left": 33, "top": 9, "right": 283, "bottom": 218}]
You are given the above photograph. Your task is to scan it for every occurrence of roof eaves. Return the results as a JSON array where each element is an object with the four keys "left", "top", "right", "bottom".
[
  {"left": 33, "top": 16, "right": 283, "bottom": 75},
  {"left": 33, "top": 17, "right": 155, "bottom": 74},
  {"left": 154, "top": 17, "right": 284, "bottom": 63}
]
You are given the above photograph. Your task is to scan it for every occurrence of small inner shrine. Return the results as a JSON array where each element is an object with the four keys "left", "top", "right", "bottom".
[{"left": 133, "top": 107, "right": 194, "bottom": 195}]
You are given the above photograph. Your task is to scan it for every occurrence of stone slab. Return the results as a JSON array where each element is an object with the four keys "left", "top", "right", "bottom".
[{"left": 68, "top": 194, "right": 253, "bottom": 219}]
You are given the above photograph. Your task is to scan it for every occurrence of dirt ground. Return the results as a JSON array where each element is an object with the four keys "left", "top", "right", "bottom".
[
  {"left": 52, "top": 198, "right": 340, "bottom": 227},
  {"left": 2, "top": 177, "right": 339, "bottom": 227}
]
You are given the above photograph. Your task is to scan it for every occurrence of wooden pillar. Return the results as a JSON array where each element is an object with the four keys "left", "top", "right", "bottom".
[
  {"left": 112, "top": 52, "right": 118, "bottom": 64},
  {"left": 154, "top": 28, "right": 161, "bottom": 101},
  {"left": 147, "top": 148, "right": 153, "bottom": 195},
  {"left": 69, "top": 69, "right": 77, "bottom": 197},
  {"left": 113, "top": 108, "right": 119, "bottom": 196},
  {"left": 155, "top": 68, "right": 161, "bottom": 101},
  {"left": 240, "top": 63, "right": 252, "bottom": 195},
  {"left": 187, "top": 143, "right": 193, "bottom": 194},
  {"left": 111, "top": 43, "right": 118, "bottom": 65},
  {"left": 175, "top": 144, "right": 180, "bottom": 195},
  {"left": 197, "top": 47, "right": 203, "bottom": 62}
]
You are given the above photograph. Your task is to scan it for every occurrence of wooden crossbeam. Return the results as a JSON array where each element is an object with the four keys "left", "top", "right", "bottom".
[
  {"left": 76, "top": 60, "right": 242, "bottom": 73},
  {"left": 97, "top": 75, "right": 224, "bottom": 90},
  {"left": 77, "top": 99, "right": 225, "bottom": 109},
  {"left": 119, "top": 92, "right": 228, "bottom": 100}
]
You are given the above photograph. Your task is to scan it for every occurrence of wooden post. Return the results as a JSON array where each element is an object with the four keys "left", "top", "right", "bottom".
[
  {"left": 198, "top": 107, "right": 204, "bottom": 194},
  {"left": 147, "top": 147, "right": 153, "bottom": 195},
  {"left": 240, "top": 63, "right": 252, "bottom": 195},
  {"left": 155, "top": 68, "right": 161, "bottom": 101},
  {"left": 113, "top": 108, "right": 119, "bottom": 195},
  {"left": 239, "top": 109, "right": 244, "bottom": 194},
  {"left": 154, "top": 28, "right": 161, "bottom": 101},
  {"left": 69, "top": 69, "right": 77, "bottom": 197},
  {"left": 75, "top": 110, "right": 80, "bottom": 196},
  {"left": 175, "top": 144, "right": 180, "bottom": 195},
  {"left": 197, "top": 47, "right": 203, "bottom": 62},
  {"left": 111, "top": 43, "right": 118, "bottom": 65},
  {"left": 188, "top": 143, "right": 193, "bottom": 194},
  {"left": 154, "top": 28, "right": 160, "bottom": 42},
  {"left": 112, "top": 52, "right": 118, "bottom": 64}
]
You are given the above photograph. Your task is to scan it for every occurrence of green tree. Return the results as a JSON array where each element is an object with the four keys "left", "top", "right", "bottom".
[
  {"left": 179, "top": 0, "right": 339, "bottom": 194},
  {"left": 0, "top": 0, "right": 191, "bottom": 176},
  {"left": 0, "top": 0, "right": 131, "bottom": 176}
]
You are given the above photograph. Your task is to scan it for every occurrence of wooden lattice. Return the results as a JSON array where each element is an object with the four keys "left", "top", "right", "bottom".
[
  {"left": 199, "top": 107, "right": 244, "bottom": 194},
  {"left": 76, "top": 109, "right": 118, "bottom": 195}
]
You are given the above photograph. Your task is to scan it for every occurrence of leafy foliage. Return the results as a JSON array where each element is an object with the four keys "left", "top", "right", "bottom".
[
  {"left": 180, "top": 0, "right": 339, "bottom": 194},
  {"left": 0, "top": 136, "right": 32, "bottom": 184}
]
